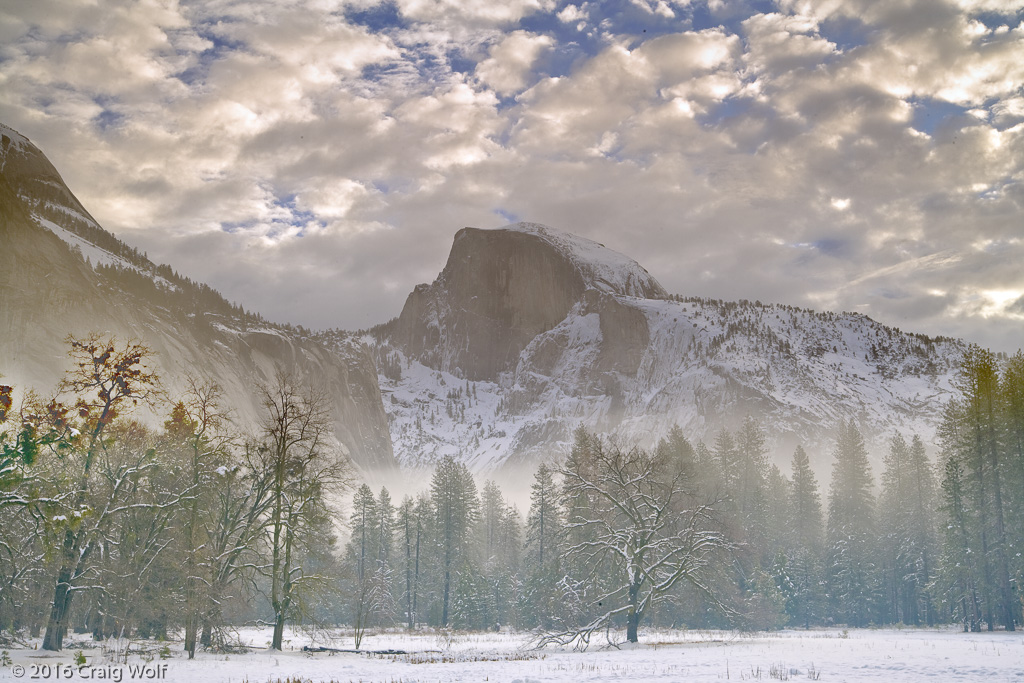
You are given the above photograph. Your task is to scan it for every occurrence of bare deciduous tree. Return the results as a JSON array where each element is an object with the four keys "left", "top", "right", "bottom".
[
  {"left": 540, "top": 438, "right": 732, "bottom": 649},
  {"left": 250, "top": 372, "right": 350, "bottom": 650}
]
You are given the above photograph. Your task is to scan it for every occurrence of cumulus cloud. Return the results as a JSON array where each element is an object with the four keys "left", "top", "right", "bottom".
[
  {"left": 475, "top": 31, "right": 554, "bottom": 95},
  {"left": 741, "top": 12, "right": 837, "bottom": 74},
  {"left": 0, "top": 0, "right": 1022, "bottom": 350},
  {"left": 378, "top": 0, "right": 555, "bottom": 26},
  {"left": 557, "top": 4, "right": 589, "bottom": 25}
]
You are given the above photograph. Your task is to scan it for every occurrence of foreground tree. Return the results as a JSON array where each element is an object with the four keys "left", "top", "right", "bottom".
[
  {"left": 37, "top": 336, "right": 162, "bottom": 651},
  {"left": 0, "top": 382, "right": 50, "bottom": 634},
  {"left": 251, "top": 373, "right": 350, "bottom": 650},
  {"left": 543, "top": 435, "right": 732, "bottom": 648},
  {"left": 937, "top": 346, "right": 1021, "bottom": 631},
  {"left": 196, "top": 439, "right": 273, "bottom": 647},
  {"left": 161, "top": 379, "right": 234, "bottom": 658}
]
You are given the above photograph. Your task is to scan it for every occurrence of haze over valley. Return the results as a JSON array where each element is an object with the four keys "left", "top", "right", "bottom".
[{"left": 2, "top": 1, "right": 1023, "bottom": 677}]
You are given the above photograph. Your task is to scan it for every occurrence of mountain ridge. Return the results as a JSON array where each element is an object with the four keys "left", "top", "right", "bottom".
[
  {"left": 2, "top": 122, "right": 969, "bottom": 477},
  {"left": 373, "top": 222, "right": 964, "bottom": 472},
  {"left": 0, "top": 123, "right": 396, "bottom": 471}
]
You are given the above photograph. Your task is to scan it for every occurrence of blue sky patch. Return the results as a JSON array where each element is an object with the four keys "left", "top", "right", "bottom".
[
  {"left": 219, "top": 221, "right": 247, "bottom": 234},
  {"left": 909, "top": 98, "right": 972, "bottom": 136},
  {"left": 92, "top": 96, "right": 124, "bottom": 132},
  {"left": 691, "top": 0, "right": 775, "bottom": 35},
  {"left": 530, "top": 40, "right": 591, "bottom": 80},
  {"left": 93, "top": 109, "right": 124, "bottom": 132},
  {"left": 698, "top": 96, "right": 755, "bottom": 128},
  {"left": 812, "top": 237, "right": 849, "bottom": 258},
  {"left": 817, "top": 15, "right": 872, "bottom": 53},
  {"left": 345, "top": 1, "right": 408, "bottom": 32},
  {"left": 173, "top": 28, "right": 248, "bottom": 87},
  {"left": 494, "top": 208, "right": 520, "bottom": 224},
  {"left": 969, "top": 9, "right": 1024, "bottom": 31},
  {"left": 276, "top": 193, "right": 317, "bottom": 229}
]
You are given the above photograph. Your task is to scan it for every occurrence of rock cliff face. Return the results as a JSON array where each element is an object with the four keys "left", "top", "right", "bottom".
[
  {"left": 0, "top": 123, "right": 395, "bottom": 471},
  {"left": 2, "top": 121, "right": 970, "bottom": 476},
  {"left": 385, "top": 223, "right": 666, "bottom": 381},
  {"left": 374, "top": 222, "right": 963, "bottom": 472}
]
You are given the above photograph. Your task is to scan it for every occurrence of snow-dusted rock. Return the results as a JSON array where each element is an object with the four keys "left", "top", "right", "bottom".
[
  {"left": 375, "top": 224, "right": 963, "bottom": 474},
  {"left": 0, "top": 123, "right": 396, "bottom": 471}
]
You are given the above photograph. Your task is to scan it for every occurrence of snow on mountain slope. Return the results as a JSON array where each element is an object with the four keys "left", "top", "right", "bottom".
[
  {"left": 383, "top": 223, "right": 668, "bottom": 382},
  {"left": 0, "top": 123, "right": 31, "bottom": 172},
  {"left": 502, "top": 222, "right": 667, "bottom": 299},
  {"left": 1, "top": 122, "right": 396, "bottom": 471},
  {"left": 376, "top": 225, "right": 964, "bottom": 473}
]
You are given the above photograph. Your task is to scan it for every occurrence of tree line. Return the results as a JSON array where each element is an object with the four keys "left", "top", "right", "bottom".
[
  {"left": 2, "top": 337, "right": 1022, "bottom": 654},
  {"left": 1, "top": 335, "right": 346, "bottom": 655}
]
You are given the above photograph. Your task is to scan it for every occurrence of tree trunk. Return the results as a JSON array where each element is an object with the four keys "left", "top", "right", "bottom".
[
  {"left": 200, "top": 618, "right": 212, "bottom": 647},
  {"left": 626, "top": 581, "right": 640, "bottom": 643},
  {"left": 626, "top": 613, "right": 639, "bottom": 643},
  {"left": 272, "top": 611, "right": 286, "bottom": 650},
  {"left": 42, "top": 566, "right": 74, "bottom": 651},
  {"left": 184, "top": 615, "right": 198, "bottom": 658},
  {"left": 412, "top": 521, "right": 420, "bottom": 629},
  {"left": 442, "top": 568, "right": 450, "bottom": 627}
]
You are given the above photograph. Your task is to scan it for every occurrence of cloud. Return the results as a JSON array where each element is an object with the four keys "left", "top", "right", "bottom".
[
  {"left": 475, "top": 31, "right": 554, "bottom": 95},
  {"left": 381, "top": 0, "right": 556, "bottom": 26},
  {"left": 627, "top": 0, "right": 683, "bottom": 18},
  {"left": 557, "top": 4, "right": 589, "bottom": 26},
  {"left": 741, "top": 12, "right": 838, "bottom": 74},
  {"left": 1, "top": 0, "right": 1022, "bottom": 351}
]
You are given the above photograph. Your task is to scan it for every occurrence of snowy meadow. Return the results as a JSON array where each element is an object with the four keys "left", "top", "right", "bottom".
[{"left": 4, "top": 627, "right": 1023, "bottom": 683}]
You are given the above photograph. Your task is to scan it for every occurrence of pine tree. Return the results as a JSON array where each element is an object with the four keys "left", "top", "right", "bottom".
[
  {"left": 523, "top": 462, "right": 563, "bottom": 629},
  {"left": 788, "top": 445, "right": 824, "bottom": 628},
  {"left": 474, "top": 480, "right": 521, "bottom": 630},
  {"left": 736, "top": 418, "right": 769, "bottom": 519},
  {"left": 825, "top": 420, "right": 876, "bottom": 627},
  {"left": 1001, "top": 352, "right": 1024, "bottom": 612},
  {"left": 957, "top": 345, "right": 1016, "bottom": 631},
  {"left": 937, "top": 346, "right": 1021, "bottom": 631},
  {"left": 396, "top": 495, "right": 419, "bottom": 629},
  {"left": 736, "top": 418, "right": 770, "bottom": 565},
  {"left": 345, "top": 484, "right": 378, "bottom": 647},
  {"left": 937, "top": 432, "right": 984, "bottom": 631},
  {"left": 431, "top": 456, "right": 479, "bottom": 627},
  {"left": 479, "top": 480, "right": 505, "bottom": 564},
  {"left": 906, "top": 435, "right": 938, "bottom": 625},
  {"left": 371, "top": 487, "right": 397, "bottom": 627},
  {"left": 713, "top": 428, "right": 740, "bottom": 504},
  {"left": 657, "top": 425, "right": 698, "bottom": 485}
]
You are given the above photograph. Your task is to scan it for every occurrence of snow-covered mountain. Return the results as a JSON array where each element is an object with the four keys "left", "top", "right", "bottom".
[
  {"left": 2, "top": 122, "right": 967, "bottom": 476},
  {"left": 373, "top": 222, "right": 964, "bottom": 471},
  {"left": 0, "top": 123, "right": 395, "bottom": 471}
]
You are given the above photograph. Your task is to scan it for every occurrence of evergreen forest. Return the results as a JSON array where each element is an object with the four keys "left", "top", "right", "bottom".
[{"left": 2, "top": 336, "right": 1023, "bottom": 654}]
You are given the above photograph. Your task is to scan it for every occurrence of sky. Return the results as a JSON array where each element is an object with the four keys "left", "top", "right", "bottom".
[{"left": 0, "top": 0, "right": 1022, "bottom": 352}]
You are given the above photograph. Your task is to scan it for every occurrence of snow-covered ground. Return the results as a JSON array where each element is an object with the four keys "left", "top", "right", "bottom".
[{"left": 4, "top": 627, "right": 1022, "bottom": 682}]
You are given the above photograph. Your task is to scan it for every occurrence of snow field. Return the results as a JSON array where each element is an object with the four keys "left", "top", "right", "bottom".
[{"left": 4, "top": 627, "right": 1022, "bottom": 683}]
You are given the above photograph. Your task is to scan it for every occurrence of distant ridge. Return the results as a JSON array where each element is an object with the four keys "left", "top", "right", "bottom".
[
  {"left": 0, "top": 122, "right": 396, "bottom": 471},
  {"left": 372, "top": 223, "right": 964, "bottom": 471},
  {"left": 1, "top": 122, "right": 968, "bottom": 476}
]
